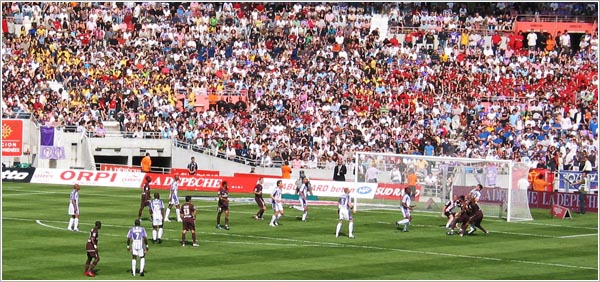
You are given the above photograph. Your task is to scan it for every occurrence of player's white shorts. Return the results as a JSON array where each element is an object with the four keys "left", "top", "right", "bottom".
[
  {"left": 339, "top": 208, "right": 353, "bottom": 221},
  {"left": 401, "top": 207, "right": 411, "bottom": 219},
  {"left": 152, "top": 214, "right": 163, "bottom": 226},
  {"left": 169, "top": 194, "right": 179, "bottom": 205},
  {"left": 272, "top": 201, "right": 283, "bottom": 212},
  {"left": 299, "top": 197, "right": 307, "bottom": 210},
  {"left": 68, "top": 203, "right": 79, "bottom": 216},
  {"left": 131, "top": 247, "right": 145, "bottom": 257}
]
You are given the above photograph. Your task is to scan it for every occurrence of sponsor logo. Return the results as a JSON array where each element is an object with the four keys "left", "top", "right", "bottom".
[
  {"left": 121, "top": 173, "right": 143, "bottom": 184},
  {"left": 60, "top": 170, "right": 118, "bottom": 182},
  {"left": 34, "top": 170, "right": 55, "bottom": 180},
  {"left": 1, "top": 170, "right": 29, "bottom": 180},
  {"left": 356, "top": 186, "right": 372, "bottom": 194}
]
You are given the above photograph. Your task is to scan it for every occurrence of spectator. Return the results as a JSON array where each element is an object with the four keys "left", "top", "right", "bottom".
[
  {"left": 1, "top": 2, "right": 597, "bottom": 176},
  {"left": 141, "top": 153, "right": 151, "bottom": 173}
]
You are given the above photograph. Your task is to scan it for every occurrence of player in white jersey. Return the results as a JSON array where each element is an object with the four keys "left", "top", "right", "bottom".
[
  {"left": 442, "top": 194, "right": 460, "bottom": 235},
  {"left": 296, "top": 177, "right": 313, "bottom": 222},
  {"left": 336, "top": 188, "right": 354, "bottom": 238},
  {"left": 269, "top": 180, "right": 284, "bottom": 227},
  {"left": 150, "top": 192, "right": 165, "bottom": 243},
  {"left": 67, "top": 184, "right": 80, "bottom": 231},
  {"left": 468, "top": 184, "right": 483, "bottom": 203},
  {"left": 165, "top": 175, "right": 181, "bottom": 222},
  {"left": 466, "top": 184, "right": 483, "bottom": 233},
  {"left": 127, "top": 219, "right": 149, "bottom": 277},
  {"left": 396, "top": 187, "right": 413, "bottom": 232}
]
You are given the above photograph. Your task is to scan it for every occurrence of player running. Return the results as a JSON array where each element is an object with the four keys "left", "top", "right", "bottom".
[{"left": 138, "top": 176, "right": 153, "bottom": 222}]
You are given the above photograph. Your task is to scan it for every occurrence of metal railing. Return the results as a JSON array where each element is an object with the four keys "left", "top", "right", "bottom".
[
  {"left": 515, "top": 14, "right": 597, "bottom": 23},
  {"left": 387, "top": 26, "right": 514, "bottom": 37}
]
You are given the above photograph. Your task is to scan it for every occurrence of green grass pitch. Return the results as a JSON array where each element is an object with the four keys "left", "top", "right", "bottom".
[{"left": 2, "top": 182, "right": 598, "bottom": 280}]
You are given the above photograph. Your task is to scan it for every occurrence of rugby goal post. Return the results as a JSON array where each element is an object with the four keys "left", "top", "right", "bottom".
[{"left": 353, "top": 152, "right": 533, "bottom": 222}]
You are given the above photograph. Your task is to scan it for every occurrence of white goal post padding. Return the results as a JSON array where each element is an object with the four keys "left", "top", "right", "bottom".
[{"left": 353, "top": 152, "right": 533, "bottom": 222}]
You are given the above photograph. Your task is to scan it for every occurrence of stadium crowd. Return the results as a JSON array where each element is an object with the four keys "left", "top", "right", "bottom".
[{"left": 1, "top": 2, "right": 598, "bottom": 172}]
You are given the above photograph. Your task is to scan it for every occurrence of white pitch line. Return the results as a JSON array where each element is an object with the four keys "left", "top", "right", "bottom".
[
  {"left": 376, "top": 221, "right": 558, "bottom": 238},
  {"left": 353, "top": 207, "right": 599, "bottom": 230},
  {"left": 558, "top": 233, "right": 598, "bottom": 238},
  {"left": 3, "top": 191, "right": 58, "bottom": 197},
  {"left": 35, "top": 220, "right": 69, "bottom": 231},
  {"left": 5, "top": 217, "right": 596, "bottom": 271}
]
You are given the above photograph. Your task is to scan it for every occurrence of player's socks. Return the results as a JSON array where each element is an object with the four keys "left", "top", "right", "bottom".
[
  {"left": 176, "top": 209, "right": 181, "bottom": 222},
  {"left": 402, "top": 221, "right": 410, "bottom": 232},
  {"left": 158, "top": 228, "right": 163, "bottom": 240},
  {"left": 74, "top": 218, "right": 79, "bottom": 231},
  {"left": 397, "top": 219, "right": 409, "bottom": 225},
  {"left": 336, "top": 222, "right": 342, "bottom": 237},
  {"left": 302, "top": 212, "right": 307, "bottom": 221},
  {"left": 165, "top": 209, "right": 171, "bottom": 221},
  {"left": 68, "top": 218, "right": 74, "bottom": 230},
  {"left": 446, "top": 219, "right": 453, "bottom": 229},
  {"left": 152, "top": 230, "right": 157, "bottom": 241},
  {"left": 140, "top": 258, "right": 145, "bottom": 274},
  {"left": 349, "top": 222, "right": 354, "bottom": 237},
  {"left": 270, "top": 215, "right": 276, "bottom": 225},
  {"left": 131, "top": 259, "right": 136, "bottom": 276}
]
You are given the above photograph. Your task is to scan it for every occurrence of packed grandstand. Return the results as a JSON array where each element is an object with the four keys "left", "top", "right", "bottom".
[{"left": 1, "top": 2, "right": 598, "bottom": 172}]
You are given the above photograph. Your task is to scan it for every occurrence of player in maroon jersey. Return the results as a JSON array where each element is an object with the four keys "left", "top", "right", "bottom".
[
  {"left": 137, "top": 176, "right": 152, "bottom": 222},
  {"left": 216, "top": 181, "right": 230, "bottom": 230},
  {"left": 465, "top": 199, "right": 489, "bottom": 235},
  {"left": 454, "top": 195, "right": 471, "bottom": 236},
  {"left": 84, "top": 221, "right": 101, "bottom": 277},
  {"left": 253, "top": 178, "right": 266, "bottom": 220},
  {"left": 180, "top": 196, "right": 198, "bottom": 247}
]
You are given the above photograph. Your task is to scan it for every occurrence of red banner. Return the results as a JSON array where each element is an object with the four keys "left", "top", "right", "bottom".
[
  {"left": 550, "top": 204, "right": 572, "bottom": 219},
  {"left": 100, "top": 164, "right": 142, "bottom": 172},
  {"left": 453, "top": 186, "right": 598, "bottom": 212},
  {"left": 2, "top": 119, "right": 23, "bottom": 157},
  {"left": 171, "top": 168, "right": 220, "bottom": 176},
  {"left": 144, "top": 173, "right": 257, "bottom": 193},
  {"left": 374, "top": 183, "right": 422, "bottom": 202}
]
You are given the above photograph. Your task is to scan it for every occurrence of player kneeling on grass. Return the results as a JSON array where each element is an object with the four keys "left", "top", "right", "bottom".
[
  {"left": 396, "top": 187, "right": 413, "bottom": 232},
  {"left": 336, "top": 188, "right": 355, "bottom": 238},
  {"left": 84, "top": 221, "right": 101, "bottom": 277},
  {"left": 127, "top": 219, "right": 149, "bottom": 277},
  {"left": 270, "top": 180, "right": 284, "bottom": 227},
  {"left": 443, "top": 195, "right": 460, "bottom": 235},
  {"left": 150, "top": 192, "right": 165, "bottom": 243}
]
